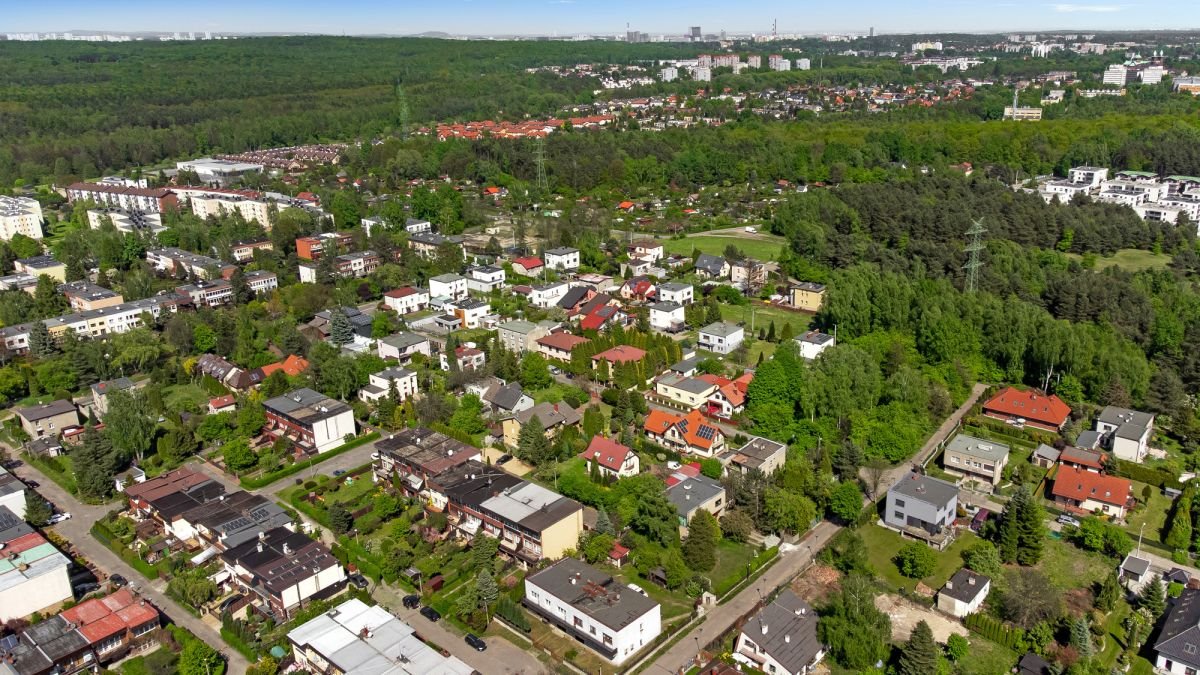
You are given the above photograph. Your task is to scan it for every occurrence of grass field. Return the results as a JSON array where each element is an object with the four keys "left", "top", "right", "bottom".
[
  {"left": 663, "top": 233, "right": 788, "bottom": 261},
  {"left": 1125, "top": 481, "right": 1173, "bottom": 547},
  {"left": 1036, "top": 536, "right": 1113, "bottom": 591},
  {"left": 860, "top": 524, "right": 980, "bottom": 593},
  {"left": 718, "top": 302, "right": 813, "bottom": 339},
  {"left": 955, "top": 637, "right": 1017, "bottom": 675},
  {"left": 1068, "top": 248, "right": 1173, "bottom": 272},
  {"left": 162, "top": 384, "right": 211, "bottom": 414}
]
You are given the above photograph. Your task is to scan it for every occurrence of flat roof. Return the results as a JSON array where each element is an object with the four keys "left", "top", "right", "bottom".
[
  {"left": 889, "top": 471, "right": 958, "bottom": 507},
  {"left": 945, "top": 434, "right": 1010, "bottom": 463},
  {"left": 527, "top": 558, "right": 659, "bottom": 632}
]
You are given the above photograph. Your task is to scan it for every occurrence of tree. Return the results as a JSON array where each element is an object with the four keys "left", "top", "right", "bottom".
[
  {"left": 583, "top": 533, "right": 615, "bottom": 564},
  {"left": 720, "top": 510, "right": 754, "bottom": 542},
  {"left": 177, "top": 638, "right": 224, "bottom": 675},
  {"left": 246, "top": 656, "right": 279, "bottom": 675},
  {"left": 898, "top": 620, "right": 940, "bottom": 675},
  {"left": 682, "top": 510, "right": 719, "bottom": 572},
  {"left": 821, "top": 529, "right": 872, "bottom": 575},
  {"left": 698, "top": 457, "right": 722, "bottom": 479},
  {"left": 1096, "top": 571, "right": 1122, "bottom": 612},
  {"left": 894, "top": 542, "right": 937, "bottom": 579},
  {"left": 470, "top": 531, "right": 501, "bottom": 570},
  {"left": 222, "top": 438, "right": 257, "bottom": 473},
  {"left": 192, "top": 324, "right": 217, "bottom": 353},
  {"left": 28, "top": 321, "right": 54, "bottom": 358},
  {"left": 1070, "top": 616, "right": 1094, "bottom": 659},
  {"left": 104, "top": 390, "right": 156, "bottom": 463},
  {"left": 1012, "top": 484, "right": 1045, "bottom": 565},
  {"left": 828, "top": 480, "right": 863, "bottom": 524},
  {"left": 818, "top": 574, "right": 892, "bottom": 670},
  {"left": 520, "top": 351, "right": 552, "bottom": 390},
  {"left": 595, "top": 508, "right": 615, "bottom": 536},
  {"left": 629, "top": 483, "right": 679, "bottom": 547},
  {"left": 961, "top": 540, "right": 1002, "bottom": 577},
  {"left": 1001, "top": 568, "right": 1060, "bottom": 628},
  {"left": 865, "top": 458, "right": 889, "bottom": 499},
  {"left": 763, "top": 487, "right": 816, "bottom": 534},
  {"left": 72, "top": 425, "right": 115, "bottom": 500},
  {"left": 476, "top": 569, "right": 499, "bottom": 608},
  {"left": 1165, "top": 495, "right": 1194, "bottom": 551},
  {"left": 517, "top": 415, "right": 551, "bottom": 465},
  {"left": 449, "top": 394, "right": 488, "bottom": 435},
  {"left": 945, "top": 633, "right": 969, "bottom": 662},
  {"left": 23, "top": 490, "right": 52, "bottom": 527},
  {"left": 328, "top": 504, "right": 354, "bottom": 534},
  {"left": 1140, "top": 577, "right": 1166, "bottom": 619},
  {"left": 329, "top": 308, "right": 354, "bottom": 346}
]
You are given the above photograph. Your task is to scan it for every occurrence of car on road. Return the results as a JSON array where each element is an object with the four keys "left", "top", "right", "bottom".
[
  {"left": 419, "top": 606, "right": 441, "bottom": 622},
  {"left": 24, "top": 480, "right": 38, "bottom": 488},
  {"left": 48, "top": 513, "right": 71, "bottom": 524},
  {"left": 332, "top": 469, "right": 346, "bottom": 477},
  {"left": 497, "top": 454, "right": 513, "bottom": 465},
  {"left": 109, "top": 574, "right": 128, "bottom": 588},
  {"left": 745, "top": 226, "right": 757, "bottom": 233},
  {"left": 74, "top": 582, "right": 100, "bottom": 595},
  {"left": 1057, "top": 514, "right": 1081, "bottom": 527},
  {"left": 348, "top": 573, "right": 369, "bottom": 589},
  {"left": 465, "top": 634, "right": 487, "bottom": 651},
  {"left": 403, "top": 594, "right": 421, "bottom": 609}
]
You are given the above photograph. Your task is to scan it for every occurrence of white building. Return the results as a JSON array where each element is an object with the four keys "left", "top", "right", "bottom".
[
  {"left": 0, "top": 514, "right": 74, "bottom": 623},
  {"left": 450, "top": 298, "right": 491, "bottom": 329},
  {"left": 176, "top": 157, "right": 264, "bottom": 186},
  {"left": 1103, "top": 64, "right": 1130, "bottom": 86},
  {"left": 0, "top": 196, "right": 44, "bottom": 242},
  {"left": 660, "top": 66, "right": 678, "bottom": 82},
  {"left": 188, "top": 193, "right": 272, "bottom": 227},
  {"left": 656, "top": 282, "right": 693, "bottom": 305},
  {"left": 429, "top": 273, "right": 469, "bottom": 302},
  {"left": 1096, "top": 406, "right": 1155, "bottom": 463},
  {"left": 1, "top": 295, "right": 179, "bottom": 354},
  {"left": 263, "top": 388, "right": 356, "bottom": 455},
  {"left": 545, "top": 247, "right": 581, "bottom": 271},
  {"left": 87, "top": 208, "right": 165, "bottom": 235},
  {"left": 0, "top": 468, "right": 28, "bottom": 520},
  {"left": 936, "top": 569, "right": 991, "bottom": 618},
  {"left": 359, "top": 366, "right": 418, "bottom": 403},
  {"left": 467, "top": 265, "right": 506, "bottom": 293},
  {"left": 524, "top": 558, "right": 661, "bottom": 665},
  {"left": 733, "top": 590, "right": 825, "bottom": 675},
  {"left": 383, "top": 286, "right": 430, "bottom": 315},
  {"left": 797, "top": 58, "right": 811, "bottom": 70},
  {"left": 244, "top": 270, "right": 279, "bottom": 295},
  {"left": 691, "top": 66, "right": 712, "bottom": 82},
  {"left": 530, "top": 282, "right": 570, "bottom": 308},
  {"left": 377, "top": 332, "right": 430, "bottom": 363},
  {"left": 648, "top": 301, "right": 686, "bottom": 332},
  {"left": 795, "top": 331, "right": 835, "bottom": 360},
  {"left": 698, "top": 321, "right": 745, "bottom": 355},
  {"left": 1068, "top": 166, "right": 1109, "bottom": 187}
]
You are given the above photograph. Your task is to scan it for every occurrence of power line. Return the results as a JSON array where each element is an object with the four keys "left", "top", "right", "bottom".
[
  {"left": 533, "top": 136, "right": 548, "bottom": 194},
  {"left": 963, "top": 218, "right": 987, "bottom": 293}
]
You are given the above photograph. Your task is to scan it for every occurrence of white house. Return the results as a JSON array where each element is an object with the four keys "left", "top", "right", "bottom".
[
  {"left": 429, "top": 273, "right": 469, "bottom": 302},
  {"left": 377, "top": 332, "right": 431, "bottom": 363},
  {"left": 936, "top": 568, "right": 991, "bottom": 618},
  {"left": 530, "top": 282, "right": 570, "bottom": 308},
  {"left": 579, "top": 436, "right": 640, "bottom": 479},
  {"left": 0, "top": 517, "right": 73, "bottom": 624},
  {"left": 656, "top": 282, "right": 694, "bottom": 305},
  {"left": 524, "top": 558, "right": 661, "bottom": 665},
  {"left": 1095, "top": 406, "right": 1155, "bottom": 463},
  {"left": 648, "top": 301, "right": 686, "bottom": 332},
  {"left": 629, "top": 239, "right": 664, "bottom": 262},
  {"left": 382, "top": 286, "right": 430, "bottom": 315},
  {"left": 698, "top": 321, "right": 745, "bottom": 355},
  {"left": 733, "top": 590, "right": 825, "bottom": 675},
  {"left": 450, "top": 298, "right": 491, "bottom": 329},
  {"left": 467, "top": 265, "right": 506, "bottom": 294},
  {"left": 795, "top": 331, "right": 835, "bottom": 360},
  {"left": 544, "top": 247, "right": 581, "bottom": 271},
  {"left": 1154, "top": 588, "right": 1200, "bottom": 675},
  {"left": 263, "top": 388, "right": 357, "bottom": 455},
  {"left": 358, "top": 366, "right": 418, "bottom": 403}
]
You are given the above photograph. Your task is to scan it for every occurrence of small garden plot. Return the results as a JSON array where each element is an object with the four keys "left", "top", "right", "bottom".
[{"left": 859, "top": 524, "right": 981, "bottom": 594}]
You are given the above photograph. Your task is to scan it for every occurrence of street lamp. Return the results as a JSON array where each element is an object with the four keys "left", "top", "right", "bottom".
[{"left": 694, "top": 635, "right": 701, "bottom": 666}]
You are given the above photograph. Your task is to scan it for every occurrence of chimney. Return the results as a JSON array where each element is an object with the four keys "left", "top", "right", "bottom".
[
  {"left": 761, "top": 622, "right": 768, "bottom": 635},
  {"left": 283, "top": 543, "right": 292, "bottom": 556},
  {"left": 945, "top": 579, "right": 953, "bottom": 590},
  {"left": 785, "top": 634, "right": 791, "bottom": 644},
  {"left": 257, "top": 542, "right": 264, "bottom": 553}
]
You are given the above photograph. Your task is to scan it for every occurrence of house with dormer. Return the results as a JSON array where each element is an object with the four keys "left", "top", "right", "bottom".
[{"left": 580, "top": 436, "right": 640, "bottom": 479}]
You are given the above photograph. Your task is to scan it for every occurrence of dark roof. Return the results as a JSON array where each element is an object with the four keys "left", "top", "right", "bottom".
[
  {"left": 526, "top": 558, "right": 659, "bottom": 631},
  {"left": 0, "top": 505, "right": 34, "bottom": 543},
  {"left": 16, "top": 399, "right": 77, "bottom": 422},
  {"left": 558, "top": 286, "right": 589, "bottom": 310},
  {"left": 1157, "top": 589, "right": 1200, "bottom": 668},
  {"left": 889, "top": 472, "right": 958, "bottom": 508},
  {"left": 486, "top": 382, "right": 528, "bottom": 412},
  {"left": 1017, "top": 652, "right": 1055, "bottom": 675},
  {"left": 376, "top": 428, "right": 479, "bottom": 477},
  {"left": 694, "top": 253, "right": 727, "bottom": 275},
  {"left": 263, "top": 388, "right": 351, "bottom": 426},
  {"left": 220, "top": 527, "right": 339, "bottom": 595},
  {"left": 740, "top": 590, "right": 822, "bottom": 675},
  {"left": 1122, "top": 554, "right": 1152, "bottom": 577},
  {"left": 666, "top": 475, "right": 725, "bottom": 516},
  {"left": 438, "top": 461, "right": 524, "bottom": 510},
  {"left": 91, "top": 377, "right": 134, "bottom": 396},
  {"left": 940, "top": 568, "right": 990, "bottom": 603}
]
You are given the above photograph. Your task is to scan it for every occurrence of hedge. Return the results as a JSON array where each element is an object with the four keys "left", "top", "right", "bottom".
[
  {"left": 239, "top": 432, "right": 380, "bottom": 489},
  {"left": 219, "top": 626, "right": 258, "bottom": 661},
  {"left": 90, "top": 521, "right": 160, "bottom": 579},
  {"left": 965, "top": 612, "right": 1026, "bottom": 651},
  {"left": 1110, "top": 458, "right": 1183, "bottom": 491}
]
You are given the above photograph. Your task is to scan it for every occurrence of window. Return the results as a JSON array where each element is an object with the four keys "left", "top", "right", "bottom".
[
  {"left": 574, "top": 617, "right": 583, "bottom": 628},
  {"left": 590, "top": 626, "right": 596, "bottom": 635},
  {"left": 1187, "top": 644, "right": 1197, "bottom": 655},
  {"left": 949, "top": 456, "right": 959, "bottom": 463},
  {"left": 604, "top": 634, "right": 613, "bottom": 646},
  {"left": 1187, "top": 668, "right": 1197, "bottom": 675},
  {"left": 893, "top": 511, "right": 904, "bottom": 520},
  {"left": 894, "top": 499, "right": 906, "bottom": 507}
]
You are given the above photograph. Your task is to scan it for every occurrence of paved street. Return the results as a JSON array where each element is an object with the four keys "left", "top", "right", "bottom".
[{"left": 5, "top": 457, "right": 252, "bottom": 674}]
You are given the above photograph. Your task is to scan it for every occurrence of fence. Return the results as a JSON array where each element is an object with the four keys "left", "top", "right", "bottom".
[{"left": 239, "top": 431, "right": 380, "bottom": 488}]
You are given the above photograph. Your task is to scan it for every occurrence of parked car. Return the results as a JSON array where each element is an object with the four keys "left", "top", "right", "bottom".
[
  {"left": 1057, "top": 514, "right": 1081, "bottom": 527},
  {"left": 74, "top": 582, "right": 100, "bottom": 595},
  {"left": 108, "top": 574, "right": 128, "bottom": 588},
  {"left": 420, "top": 606, "right": 441, "bottom": 622},
  {"left": 24, "top": 480, "right": 38, "bottom": 489},
  {"left": 348, "top": 573, "right": 369, "bottom": 589},
  {"left": 332, "top": 469, "right": 346, "bottom": 477},
  {"left": 497, "top": 454, "right": 513, "bottom": 465},
  {"left": 970, "top": 509, "right": 990, "bottom": 533},
  {"left": 403, "top": 594, "right": 421, "bottom": 609},
  {"left": 745, "top": 226, "right": 757, "bottom": 233},
  {"left": 465, "top": 634, "right": 487, "bottom": 652},
  {"left": 48, "top": 513, "right": 71, "bottom": 524},
  {"left": 218, "top": 594, "right": 244, "bottom": 613}
]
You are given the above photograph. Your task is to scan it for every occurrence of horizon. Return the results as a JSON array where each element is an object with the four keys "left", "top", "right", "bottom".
[{"left": 5, "top": 0, "right": 1200, "bottom": 38}]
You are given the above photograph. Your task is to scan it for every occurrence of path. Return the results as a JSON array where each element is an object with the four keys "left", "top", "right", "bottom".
[
  {"left": 641, "top": 521, "right": 839, "bottom": 675},
  {"left": 6, "top": 458, "right": 251, "bottom": 674}
]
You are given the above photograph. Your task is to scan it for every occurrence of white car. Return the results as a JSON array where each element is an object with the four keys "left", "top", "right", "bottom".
[
  {"left": 370, "top": 452, "right": 380, "bottom": 460},
  {"left": 745, "top": 226, "right": 757, "bottom": 233},
  {"left": 48, "top": 513, "right": 71, "bottom": 525},
  {"left": 1056, "top": 514, "right": 1080, "bottom": 528}
]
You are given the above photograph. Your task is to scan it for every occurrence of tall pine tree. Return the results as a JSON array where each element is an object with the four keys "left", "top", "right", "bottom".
[
  {"left": 28, "top": 321, "right": 54, "bottom": 358},
  {"left": 329, "top": 308, "right": 354, "bottom": 346},
  {"left": 682, "top": 510, "right": 719, "bottom": 572},
  {"left": 1014, "top": 484, "right": 1045, "bottom": 565},
  {"left": 897, "top": 620, "right": 940, "bottom": 675},
  {"left": 72, "top": 424, "right": 115, "bottom": 501}
]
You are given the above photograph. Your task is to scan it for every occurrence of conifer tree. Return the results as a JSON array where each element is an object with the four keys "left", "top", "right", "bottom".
[
  {"left": 897, "top": 620, "right": 939, "bottom": 675},
  {"left": 682, "top": 510, "right": 719, "bottom": 572},
  {"left": 329, "top": 308, "right": 354, "bottom": 346}
]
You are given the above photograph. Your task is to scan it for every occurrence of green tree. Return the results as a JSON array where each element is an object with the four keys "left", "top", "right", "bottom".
[
  {"left": 630, "top": 483, "right": 679, "bottom": 547},
  {"left": 28, "top": 321, "right": 54, "bottom": 358},
  {"left": 449, "top": 394, "right": 488, "bottom": 435},
  {"left": 1096, "top": 571, "right": 1123, "bottom": 612},
  {"left": 1165, "top": 495, "right": 1194, "bottom": 551},
  {"left": 698, "top": 457, "right": 722, "bottom": 479},
  {"left": 24, "top": 490, "right": 52, "bottom": 527},
  {"left": 1013, "top": 484, "right": 1045, "bottom": 565},
  {"left": 1070, "top": 616, "right": 1094, "bottom": 659},
  {"left": 898, "top": 620, "right": 940, "bottom": 675},
  {"left": 329, "top": 308, "right": 354, "bottom": 346},
  {"left": 764, "top": 487, "right": 816, "bottom": 534},
  {"left": 192, "top": 324, "right": 217, "bottom": 353},
  {"left": 246, "top": 656, "right": 279, "bottom": 675},
  {"left": 104, "top": 390, "right": 157, "bottom": 463},
  {"left": 72, "top": 425, "right": 115, "bottom": 500},
  {"left": 520, "top": 351, "right": 553, "bottom": 390},
  {"left": 682, "top": 510, "right": 719, "bottom": 572},
  {"left": 178, "top": 638, "right": 224, "bottom": 675},
  {"left": 961, "top": 540, "right": 1002, "bottom": 577},
  {"left": 894, "top": 542, "right": 937, "bottom": 579},
  {"left": 583, "top": 532, "right": 615, "bottom": 564},
  {"left": 1140, "top": 577, "right": 1166, "bottom": 619},
  {"left": 328, "top": 504, "right": 354, "bottom": 534},
  {"left": 476, "top": 569, "right": 499, "bottom": 608},
  {"left": 470, "top": 531, "right": 501, "bottom": 570},
  {"left": 222, "top": 438, "right": 257, "bottom": 473},
  {"left": 517, "top": 415, "right": 551, "bottom": 464},
  {"left": 818, "top": 574, "right": 892, "bottom": 670},
  {"left": 828, "top": 480, "right": 862, "bottom": 524},
  {"left": 595, "top": 508, "right": 615, "bottom": 536},
  {"left": 945, "top": 633, "right": 968, "bottom": 662},
  {"left": 720, "top": 510, "right": 754, "bottom": 543}
]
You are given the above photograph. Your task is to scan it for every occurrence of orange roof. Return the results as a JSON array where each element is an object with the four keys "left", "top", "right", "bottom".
[
  {"left": 697, "top": 373, "right": 750, "bottom": 408},
  {"left": 512, "top": 256, "right": 543, "bottom": 270},
  {"left": 982, "top": 387, "right": 1071, "bottom": 428},
  {"left": 261, "top": 354, "right": 310, "bottom": 378},
  {"left": 618, "top": 201, "right": 635, "bottom": 209},
  {"left": 676, "top": 410, "right": 721, "bottom": 450},
  {"left": 209, "top": 395, "right": 236, "bottom": 409},
  {"left": 644, "top": 409, "right": 678, "bottom": 436},
  {"left": 62, "top": 589, "right": 158, "bottom": 645},
  {"left": 1052, "top": 466, "right": 1131, "bottom": 507}
]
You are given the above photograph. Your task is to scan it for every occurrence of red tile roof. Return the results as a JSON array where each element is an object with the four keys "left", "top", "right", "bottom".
[
  {"left": 209, "top": 395, "right": 236, "bottom": 409},
  {"left": 124, "top": 467, "right": 208, "bottom": 502},
  {"left": 512, "top": 256, "right": 543, "bottom": 270},
  {"left": 982, "top": 387, "right": 1071, "bottom": 428},
  {"left": 581, "top": 305, "right": 620, "bottom": 331},
  {"left": 580, "top": 436, "right": 633, "bottom": 472},
  {"left": 1052, "top": 466, "right": 1131, "bottom": 507},
  {"left": 642, "top": 410, "right": 721, "bottom": 450},
  {"left": 537, "top": 333, "right": 590, "bottom": 352},
  {"left": 62, "top": 589, "right": 158, "bottom": 645},
  {"left": 592, "top": 345, "right": 646, "bottom": 364},
  {"left": 644, "top": 409, "right": 677, "bottom": 436},
  {"left": 1060, "top": 446, "right": 1105, "bottom": 470},
  {"left": 609, "top": 542, "right": 630, "bottom": 561},
  {"left": 260, "top": 354, "right": 310, "bottom": 378},
  {"left": 384, "top": 286, "right": 421, "bottom": 298}
]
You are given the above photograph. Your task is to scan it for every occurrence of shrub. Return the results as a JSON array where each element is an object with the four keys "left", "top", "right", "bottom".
[{"left": 894, "top": 542, "right": 937, "bottom": 579}]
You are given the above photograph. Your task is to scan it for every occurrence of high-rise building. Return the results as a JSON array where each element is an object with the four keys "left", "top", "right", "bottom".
[
  {"left": 690, "top": 26, "right": 701, "bottom": 40},
  {"left": 870, "top": 26, "right": 875, "bottom": 37},
  {"left": 1103, "top": 63, "right": 1130, "bottom": 86}
]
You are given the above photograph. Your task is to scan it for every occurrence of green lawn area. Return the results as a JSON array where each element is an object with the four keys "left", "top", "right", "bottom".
[
  {"left": 718, "top": 302, "right": 812, "bottom": 341},
  {"left": 162, "top": 384, "right": 211, "bottom": 414},
  {"left": 662, "top": 233, "right": 788, "bottom": 261},
  {"left": 1125, "top": 481, "right": 1173, "bottom": 547},
  {"left": 1036, "top": 536, "right": 1114, "bottom": 591},
  {"left": 1067, "top": 248, "right": 1173, "bottom": 272},
  {"left": 710, "top": 540, "right": 757, "bottom": 595},
  {"left": 859, "top": 524, "right": 980, "bottom": 593},
  {"left": 614, "top": 568, "right": 693, "bottom": 619},
  {"left": 527, "top": 608, "right": 609, "bottom": 673},
  {"left": 954, "top": 636, "right": 1017, "bottom": 675}
]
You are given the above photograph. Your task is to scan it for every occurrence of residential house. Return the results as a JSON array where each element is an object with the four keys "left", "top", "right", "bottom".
[
  {"left": 530, "top": 282, "right": 569, "bottom": 308},
  {"left": 244, "top": 270, "right": 278, "bottom": 295},
  {"left": 981, "top": 387, "right": 1072, "bottom": 432},
  {"left": 693, "top": 254, "right": 730, "bottom": 279},
  {"left": 208, "top": 395, "right": 236, "bottom": 415},
  {"left": 644, "top": 409, "right": 726, "bottom": 457},
  {"left": 1154, "top": 587, "right": 1200, "bottom": 675},
  {"left": 1052, "top": 466, "right": 1132, "bottom": 520},
  {"left": 408, "top": 232, "right": 465, "bottom": 260},
  {"left": 936, "top": 568, "right": 991, "bottom": 618},
  {"left": 15, "top": 400, "right": 79, "bottom": 439},
  {"left": 733, "top": 590, "right": 824, "bottom": 675},
  {"left": 305, "top": 307, "right": 373, "bottom": 343},
  {"left": 287, "top": 598, "right": 474, "bottom": 675},
  {"left": 1059, "top": 446, "right": 1106, "bottom": 473},
  {"left": 795, "top": 331, "right": 835, "bottom": 360},
  {"left": 113, "top": 466, "right": 147, "bottom": 493},
  {"left": 219, "top": 526, "right": 345, "bottom": 622},
  {"left": 230, "top": 238, "right": 275, "bottom": 262},
  {"left": 537, "top": 332, "right": 590, "bottom": 362},
  {"left": 450, "top": 298, "right": 491, "bottom": 329},
  {"left": 654, "top": 373, "right": 719, "bottom": 410},
  {"left": 175, "top": 279, "right": 233, "bottom": 307},
  {"left": 429, "top": 273, "right": 469, "bottom": 302},
  {"left": 730, "top": 258, "right": 766, "bottom": 290},
  {"left": 294, "top": 232, "right": 354, "bottom": 260},
  {"left": 170, "top": 490, "right": 292, "bottom": 551},
  {"left": 404, "top": 217, "right": 433, "bottom": 234},
  {"left": 383, "top": 286, "right": 430, "bottom": 315},
  {"left": 698, "top": 321, "right": 745, "bottom": 355},
  {"left": 648, "top": 301, "right": 686, "bottom": 332},
  {"left": 721, "top": 436, "right": 787, "bottom": 476},
  {"left": 371, "top": 428, "right": 481, "bottom": 502},
  {"left": 511, "top": 256, "right": 544, "bottom": 277},
  {"left": 943, "top": 434, "right": 1010, "bottom": 489},
  {"left": 591, "top": 345, "right": 647, "bottom": 380},
  {"left": 884, "top": 472, "right": 958, "bottom": 547},
  {"left": 545, "top": 247, "right": 581, "bottom": 271},
  {"left": 524, "top": 558, "right": 662, "bottom": 665},
  {"left": 580, "top": 436, "right": 640, "bottom": 479},
  {"left": 0, "top": 467, "right": 28, "bottom": 520},
  {"left": 0, "top": 507, "right": 72, "bottom": 622},
  {"left": 557, "top": 286, "right": 593, "bottom": 315},
  {"left": 502, "top": 402, "right": 582, "bottom": 447},
  {"left": 262, "top": 388, "right": 356, "bottom": 455},
  {"left": 629, "top": 239, "right": 664, "bottom": 262},
  {"left": 14, "top": 256, "right": 66, "bottom": 283},
  {"left": 298, "top": 250, "right": 381, "bottom": 282},
  {"left": 1120, "top": 553, "right": 1153, "bottom": 593},
  {"left": 498, "top": 319, "right": 554, "bottom": 355},
  {"left": 145, "top": 247, "right": 236, "bottom": 280},
  {"left": 699, "top": 372, "right": 753, "bottom": 418},
  {"left": 1096, "top": 406, "right": 1155, "bottom": 463},
  {"left": 466, "top": 265, "right": 506, "bottom": 294},
  {"left": 621, "top": 257, "right": 653, "bottom": 278},
  {"left": 789, "top": 282, "right": 826, "bottom": 312},
  {"left": 580, "top": 304, "right": 626, "bottom": 332},
  {"left": 575, "top": 273, "right": 615, "bottom": 293},
  {"left": 656, "top": 282, "right": 694, "bottom": 305},
  {"left": 59, "top": 280, "right": 123, "bottom": 312},
  {"left": 666, "top": 471, "right": 726, "bottom": 533},
  {"left": 358, "top": 366, "right": 418, "bottom": 403},
  {"left": 476, "top": 380, "right": 534, "bottom": 415},
  {"left": 620, "top": 276, "right": 655, "bottom": 302},
  {"left": 440, "top": 345, "right": 487, "bottom": 372},
  {"left": 90, "top": 377, "right": 134, "bottom": 417},
  {"left": 377, "top": 331, "right": 431, "bottom": 363}
]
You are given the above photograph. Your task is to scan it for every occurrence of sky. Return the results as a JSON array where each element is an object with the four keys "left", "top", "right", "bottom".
[{"left": 4, "top": 0, "right": 1199, "bottom": 36}]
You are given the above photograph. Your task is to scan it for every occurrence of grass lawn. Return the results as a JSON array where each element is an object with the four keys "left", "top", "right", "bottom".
[
  {"left": 1125, "top": 481, "right": 1173, "bottom": 546},
  {"left": 710, "top": 540, "right": 757, "bottom": 595},
  {"left": 662, "top": 233, "right": 788, "bottom": 261},
  {"left": 1036, "top": 536, "right": 1114, "bottom": 591},
  {"left": 615, "top": 569, "right": 692, "bottom": 619},
  {"left": 527, "top": 608, "right": 609, "bottom": 673},
  {"left": 162, "top": 384, "right": 211, "bottom": 414},
  {"left": 955, "top": 636, "right": 1017, "bottom": 675},
  {"left": 1067, "top": 248, "right": 1173, "bottom": 272},
  {"left": 718, "top": 302, "right": 812, "bottom": 340},
  {"left": 859, "top": 524, "right": 980, "bottom": 593}
]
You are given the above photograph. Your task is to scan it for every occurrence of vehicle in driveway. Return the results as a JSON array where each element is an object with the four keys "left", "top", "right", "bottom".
[
  {"left": 348, "top": 573, "right": 369, "bottom": 589},
  {"left": 970, "top": 508, "right": 990, "bottom": 532},
  {"left": 333, "top": 469, "right": 346, "bottom": 477},
  {"left": 74, "top": 582, "right": 100, "bottom": 595},
  {"left": 24, "top": 480, "right": 38, "bottom": 488},
  {"left": 218, "top": 594, "right": 244, "bottom": 614},
  {"left": 497, "top": 454, "right": 513, "bottom": 465},
  {"left": 419, "top": 606, "right": 441, "bottom": 622},
  {"left": 403, "top": 594, "right": 421, "bottom": 609},
  {"left": 48, "top": 513, "right": 71, "bottom": 524},
  {"left": 1057, "top": 514, "right": 1081, "bottom": 527},
  {"left": 465, "top": 634, "right": 487, "bottom": 651},
  {"left": 108, "top": 574, "right": 128, "bottom": 588}
]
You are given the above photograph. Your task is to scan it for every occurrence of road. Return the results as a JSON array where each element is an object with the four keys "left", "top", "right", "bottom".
[
  {"left": 6, "top": 457, "right": 252, "bottom": 674},
  {"left": 640, "top": 521, "right": 840, "bottom": 675}
]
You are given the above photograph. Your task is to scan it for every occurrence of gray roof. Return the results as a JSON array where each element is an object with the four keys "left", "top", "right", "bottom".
[
  {"left": 740, "top": 590, "right": 822, "bottom": 675},
  {"left": 1156, "top": 588, "right": 1200, "bottom": 668},
  {"left": 380, "top": 331, "right": 427, "bottom": 349},
  {"left": 889, "top": 472, "right": 958, "bottom": 508},
  {"left": 694, "top": 254, "right": 727, "bottom": 275},
  {"left": 700, "top": 321, "right": 743, "bottom": 338},
  {"left": 940, "top": 568, "right": 990, "bottom": 603},
  {"left": 91, "top": 377, "right": 134, "bottom": 397},
  {"left": 658, "top": 373, "right": 716, "bottom": 395},
  {"left": 430, "top": 273, "right": 466, "bottom": 283},
  {"left": 791, "top": 281, "right": 826, "bottom": 292},
  {"left": 0, "top": 505, "right": 33, "bottom": 544},
  {"left": 263, "top": 388, "right": 351, "bottom": 424},
  {"left": 945, "top": 434, "right": 1010, "bottom": 463},
  {"left": 669, "top": 356, "right": 703, "bottom": 373},
  {"left": 657, "top": 282, "right": 692, "bottom": 293},
  {"left": 1032, "top": 444, "right": 1061, "bottom": 463},
  {"left": 1122, "top": 554, "right": 1152, "bottom": 576},
  {"left": 648, "top": 301, "right": 683, "bottom": 313},
  {"left": 516, "top": 402, "right": 581, "bottom": 429},
  {"left": 500, "top": 320, "right": 538, "bottom": 335},
  {"left": 545, "top": 247, "right": 579, "bottom": 256},
  {"left": 797, "top": 331, "right": 835, "bottom": 345},
  {"left": 1076, "top": 430, "right": 1103, "bottom": 449},
  {"left": 486, "top": 382, "right": 528, "bottom": 411},
  {"left": 526, "top": 558, "right": 659, "bottom": 632},
  {"left": 724, "top": 436, "right": 787, "bottom": 469},
  {"left": 455, "top": 298, "right": 489, "bottom": 310},
  {"left": 666, "top": 475, "right": 725, "bottom": 517},
  {"left": 16, "top": 399, "right": 77, "bottom": 422},
  {"left": 16, "top": 255, "right": 61, "bottom": 270},
  {"left": 1098, "top": 406, "right": 1155, "bottom": 440}
]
